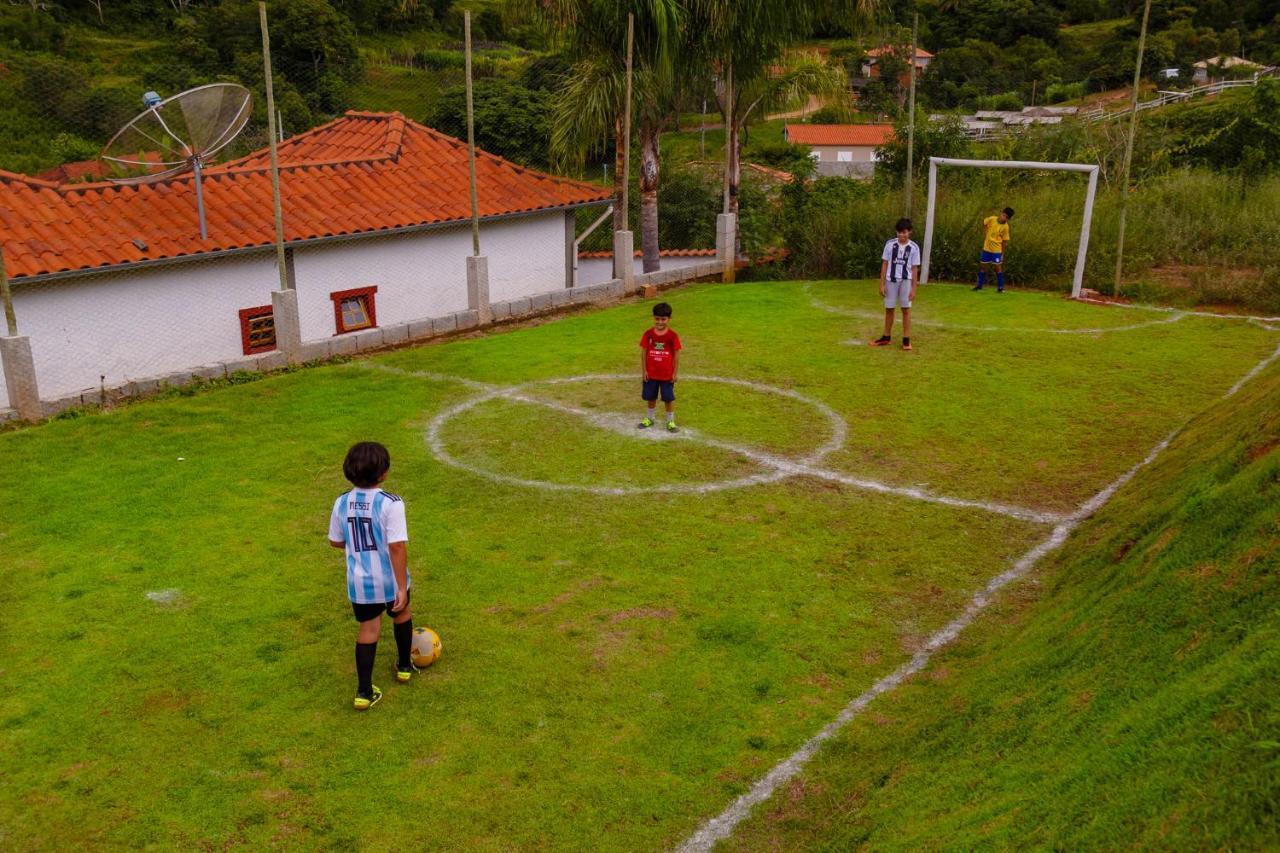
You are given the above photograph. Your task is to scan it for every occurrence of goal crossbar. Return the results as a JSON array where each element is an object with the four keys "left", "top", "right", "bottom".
[{"left": 920, "top": 157, "right": 1101, "bottom": 298}]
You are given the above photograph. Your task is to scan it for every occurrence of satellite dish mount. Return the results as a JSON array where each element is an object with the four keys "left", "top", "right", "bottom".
[{"left": 99, "top": 83, "right": 254, "bottom": 240}]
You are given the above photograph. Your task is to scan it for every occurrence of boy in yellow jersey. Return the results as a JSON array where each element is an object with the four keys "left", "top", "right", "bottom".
[{"left": 972, "top": 207, "right": 1014, "bottom": 292}]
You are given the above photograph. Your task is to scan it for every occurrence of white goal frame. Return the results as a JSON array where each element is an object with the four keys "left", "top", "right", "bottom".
[{"left": 920, "top": 157, "right": 1101, "bottom": 299}]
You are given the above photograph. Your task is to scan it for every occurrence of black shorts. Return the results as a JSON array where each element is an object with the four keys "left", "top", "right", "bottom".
[
  {"left": 351, "top": 588, "right": 410, "bottom": 622},
  {"left": 642, "top": 378, "right": 675, "bottom": 403}
]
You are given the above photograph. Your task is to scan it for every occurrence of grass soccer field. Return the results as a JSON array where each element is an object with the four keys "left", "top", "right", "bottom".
[{"left": 1, "top": 280, "right": 1277, "bottom": 849}]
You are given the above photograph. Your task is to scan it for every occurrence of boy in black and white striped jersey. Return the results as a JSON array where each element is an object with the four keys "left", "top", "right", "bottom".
[{"left": 871, "top": 217, "right": 921, "bottom": 351}]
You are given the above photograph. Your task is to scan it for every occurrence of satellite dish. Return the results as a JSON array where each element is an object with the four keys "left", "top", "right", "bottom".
[{"left": 99, "top": 83, "right": 254, "bottom": 240}]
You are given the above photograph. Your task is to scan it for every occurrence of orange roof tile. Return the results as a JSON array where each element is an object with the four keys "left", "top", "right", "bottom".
[
  {"left": 1, "top": 112, "right": 611, "bottom": 281},
  {"left": 866, "top": 46, "right": 933, "bottom": 59},
  {"left": 784, "top": 124, "right": 895, "bottom": 147},
  {"left": 578, "top": 248, "right": 717, "bottom": 259}
]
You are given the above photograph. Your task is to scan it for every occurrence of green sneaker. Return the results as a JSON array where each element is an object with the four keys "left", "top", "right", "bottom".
[
  {"left": 638, "top": 417, "right": 654, "bottom": 429},
  {"left": 666, "top": 420, "right": 678, "bottom": 432},
  {"left": 353, "top": 685, "right": 382, "bottom": 711}
]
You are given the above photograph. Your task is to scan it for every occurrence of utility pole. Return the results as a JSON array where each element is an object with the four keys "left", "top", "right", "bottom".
[
  {"left": 904, "top": 12, "right": 918, "bottom": 218},
  {"left": 1113, "top": 0, "right": 1153, "bottom": 297},
  {"left": 621, "top": 13, "right": 634, "bottom": 231},
  {"left": 465, "top": 9, "right": 481, "bottom": 256}
]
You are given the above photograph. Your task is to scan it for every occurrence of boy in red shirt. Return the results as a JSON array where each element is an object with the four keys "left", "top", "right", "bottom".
[{"left": 638, "top": 302, "right": 681, "bottom": 432}]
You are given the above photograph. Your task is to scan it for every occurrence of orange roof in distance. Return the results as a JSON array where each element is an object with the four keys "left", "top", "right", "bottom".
[{"left": 784, "top": 124, "right": 895, "bottom": 147}]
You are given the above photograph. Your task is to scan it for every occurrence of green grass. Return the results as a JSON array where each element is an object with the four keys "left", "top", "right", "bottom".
[
  {"left": 0, "top": 281, "right": 1276, "bottom": 848},
  {"left": 347, "top": 63, "right": 458, "bottom": 120},
  {"left": 661, "top": 119, "right": 787, "bottom": 166},
  {"left": 726, "top": 310, "right": 1280, "bottom": 850}
]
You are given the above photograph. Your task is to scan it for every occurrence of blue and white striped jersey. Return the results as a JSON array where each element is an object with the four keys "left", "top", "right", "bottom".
[{"left": 329, "top": 488, "right": 409, "bottom": 604}]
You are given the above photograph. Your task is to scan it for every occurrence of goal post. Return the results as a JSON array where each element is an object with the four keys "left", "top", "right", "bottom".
[{"left": 920, "top": 157, "right": 1101, "bottom": 298}]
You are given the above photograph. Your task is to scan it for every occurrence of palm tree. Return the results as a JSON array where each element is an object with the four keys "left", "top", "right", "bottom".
[
  {"left": 526, "top": 0, "right": 685, "bottom": 273},
  {"left": 694, "top": 0, "right": 878, "bottom": 258}
]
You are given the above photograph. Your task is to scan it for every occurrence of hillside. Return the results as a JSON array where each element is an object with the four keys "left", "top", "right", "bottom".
[{"left": 725, "top": 345, "right": 1280, "bottom": 848}]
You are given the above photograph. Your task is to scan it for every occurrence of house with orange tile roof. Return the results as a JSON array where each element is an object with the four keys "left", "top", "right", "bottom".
[
  {"left": 860, "top": 45, "right": 933, "bottom": 88},
  {"left": 783, "top": 124, "right": 895, "bottom": 178},
  {"left": 0, "top": 112, "right": 612, "bottom": 405}
]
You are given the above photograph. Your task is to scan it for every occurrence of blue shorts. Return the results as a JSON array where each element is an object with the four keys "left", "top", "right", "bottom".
[
  {"left": 980, "top": 251, "right": 1003, "bottom": 264},
  {"left": 642, "top": 379, "right": 675, "bottom": 403}
]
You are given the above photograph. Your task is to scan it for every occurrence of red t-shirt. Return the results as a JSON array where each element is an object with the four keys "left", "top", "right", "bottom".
[{"left": 640, "top": 328, "right": 682, "bottom": 381}]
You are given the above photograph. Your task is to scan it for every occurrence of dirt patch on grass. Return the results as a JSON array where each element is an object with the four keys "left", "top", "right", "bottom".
[
  {"left": 1248, "top": 438, "right": 1279, "bottom": 461},
  {"left": 608, "top": 606, "right": 674, "bottom": 623},
  {"left": 535, "top": 575, "right": 607, "bottom": 615}
]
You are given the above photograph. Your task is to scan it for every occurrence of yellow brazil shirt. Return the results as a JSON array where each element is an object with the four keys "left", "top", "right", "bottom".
[{"left": 983, "top": 215, "right": 1010, "bottom": 253}]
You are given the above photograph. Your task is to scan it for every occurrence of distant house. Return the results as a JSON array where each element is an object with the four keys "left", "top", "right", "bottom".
[
  {"left": 783, "top": 124, "right": 894, "bottom": 177},
  {"left": 860, "top": 46, "right": 933, "bottom": 87},
  {"left": 1192, "top": 56, "right": 1260, "bottom": 84},
  {"left": 0, "top": 111, "right": 610, "bottom": 404}
]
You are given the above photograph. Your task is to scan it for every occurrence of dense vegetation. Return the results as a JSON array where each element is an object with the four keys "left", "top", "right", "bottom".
[{"left": 1, "top": 0, "right": 1278, "bottom": 305}]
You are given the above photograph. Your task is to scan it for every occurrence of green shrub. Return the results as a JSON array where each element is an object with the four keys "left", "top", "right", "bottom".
[{"left": 1045, "top": 81, "right": 1086, "bottom": 103}]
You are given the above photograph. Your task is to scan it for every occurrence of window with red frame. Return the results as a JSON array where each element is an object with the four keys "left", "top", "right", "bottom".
[
  {"left": 238, "top": 305, "right": 276, "bottom": 355},
  {"left": 331, "top": 286, "right": 378, "bottom": 334}
]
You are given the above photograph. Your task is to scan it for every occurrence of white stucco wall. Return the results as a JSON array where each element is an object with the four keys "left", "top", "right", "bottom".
[
  {"left": 8, "top": 255, "right": 280, "bottom": 401},
  {"left": 291, "top": 212, "right": 568, "bottom": 340},
  {"left": 576, "top": 254, "right": 713, "bottom": 288},
  {"left": 2, "top": 211, "right": 576, "bottom": 406}
]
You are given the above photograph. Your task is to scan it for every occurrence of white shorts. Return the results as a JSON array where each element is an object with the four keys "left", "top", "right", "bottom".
[{"left": 884, "top": 280, "right": 913, "bottom": 309}]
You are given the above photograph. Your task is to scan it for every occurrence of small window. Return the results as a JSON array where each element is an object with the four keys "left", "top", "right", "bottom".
[
  {"left": 330, "top": 286, "right": 378, "bottom": 335},
  {"left": 238, "top": 305, "right": 276, "bottom": 355},
  {"left": 837, "top": 150, "right": 854, "bottom": 162}
]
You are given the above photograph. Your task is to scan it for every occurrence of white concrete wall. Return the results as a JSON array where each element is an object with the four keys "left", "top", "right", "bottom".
[
  {"left": 813, "top": 144, "right": 877, "bottom": 163},
  {"left": 4, "top": 212, "right": 573, "bottom": 405},
  {"left": 9, "top": 255, "right": 280, "bottom": 400},
  {"left": 484, "top": 213, "right": 567, "bottom": 304},
  {"left": 291, "top": 213, "right": 566, "bottom": 340},
  {"left": 577, "top": 254, "right": 712, "bottom": 288}
]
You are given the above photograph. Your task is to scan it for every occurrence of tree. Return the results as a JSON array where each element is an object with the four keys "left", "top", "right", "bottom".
[
  {"left": 524, "top": 0, "right": 685, "bottom": 272},
  {"left": 694, "top": 0, "right": 863, "bottom": 256},
  {"left": 204, "top": 0, "right": 362, "bottom": 113},
  {"left": 1176, "top": 77, "right": 1280, "bottom": 188},
  {"left": 427, "top": 79, "right": 553, "bottom": 167},
  {"left": 874, "top": 110, "right": 968, "bottom": 183}
]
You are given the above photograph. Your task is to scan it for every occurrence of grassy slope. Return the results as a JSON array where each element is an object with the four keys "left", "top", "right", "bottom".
[
  {"left": 0, "top": 282, "right": 1275, "bottom": 848},
  {"left": 727, "top": 343, "right": 1280, "bottom": 848}
]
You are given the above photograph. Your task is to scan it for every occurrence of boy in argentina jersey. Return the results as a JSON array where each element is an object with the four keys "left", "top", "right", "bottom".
[{"left": 328, "top": 441, "right": 415, "bottom": 710}]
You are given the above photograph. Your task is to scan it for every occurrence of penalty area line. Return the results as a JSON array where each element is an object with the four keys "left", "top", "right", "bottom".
[{"left": 675, "top": 340, "right": 1280, "bottom": 853}]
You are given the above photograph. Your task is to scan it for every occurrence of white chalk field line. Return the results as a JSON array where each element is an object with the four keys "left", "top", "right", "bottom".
[
  {"left": 674, "top": 341, "right": 1280, "bottom": 852},
  {"left": 359, "top": 363, "right": 1061, "bottom": 522},
  {"left": 807, "top": 285, "right": 1191, "bottom": 335}
]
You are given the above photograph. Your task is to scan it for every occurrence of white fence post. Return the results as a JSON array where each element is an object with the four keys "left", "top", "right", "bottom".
[
  {"left": 467, "top": 255, "right": 492, "bottom": 325},
  {"left": 1, "top": 335, "right": 42, "bottom": 421},
  {"left": 613, "top": 230, "right": 635, "bottom": 293},
  {"left": 716, "top": 213, "right": 736, "bottom": 282}
]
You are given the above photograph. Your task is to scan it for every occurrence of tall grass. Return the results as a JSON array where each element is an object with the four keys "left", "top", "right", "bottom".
[{"left": 784, "top": 169, "right": 1280, "bottom": 312}]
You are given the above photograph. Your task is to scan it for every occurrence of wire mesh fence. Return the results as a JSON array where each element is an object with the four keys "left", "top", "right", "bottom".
[
  {"left": 0, "top": 3, "right": 829, "bottom": 420},
  {"left": 0, "top": 6, "right": 742, "bottom": 417}
]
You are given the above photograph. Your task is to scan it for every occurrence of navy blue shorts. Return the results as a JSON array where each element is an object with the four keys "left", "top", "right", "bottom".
[
  {"left": 642, "top": 379, "right": 675, "bottom": 403},
  {"left": 980, "top": 250, "right": 1003, "bottom": 264}
]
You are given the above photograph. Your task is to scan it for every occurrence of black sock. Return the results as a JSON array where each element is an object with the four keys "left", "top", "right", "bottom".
[
  {"left": 355, "top": 641, "right": 377, "bottom": 695},
  {"left": 393, "top": 620, "right": 414, "bottom": 669}
]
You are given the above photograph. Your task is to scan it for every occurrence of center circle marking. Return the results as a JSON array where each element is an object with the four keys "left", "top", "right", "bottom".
[{"left": 426, "top": 373, "right": 848, "bottom": 495}]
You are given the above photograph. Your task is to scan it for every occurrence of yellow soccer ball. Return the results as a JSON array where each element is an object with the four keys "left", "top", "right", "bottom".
[{"left": 411, "top": 626, "right": 442, "bottom": 668}]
